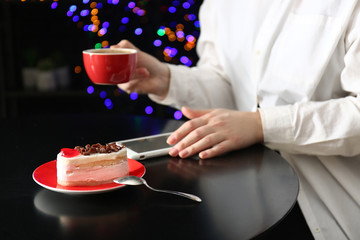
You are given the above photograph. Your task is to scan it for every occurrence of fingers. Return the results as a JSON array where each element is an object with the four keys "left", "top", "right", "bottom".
[
  {"left": 117, "top": 79, "right": 144, "bottom": 94},
  {"left": 110, "top": 39, "right": 138, "bottom": 50},
  {"left": 198, "top": 140, "right": 232, "bottom": 159},
  {"left": 168, "top": 130, "right": 229, "bottom": 159},
  {"left": 168, "top": 108, "right": 255, "bottom": 160},
  {"left": 117, "top": 67, "right": 150, "bottom": 93},
  {"left": 167, "top": 112, "right": 208, "bottom": 145},
  {"left": 181, "top": 106, "right": 210, "bottom": 119},
  {"left": 133, "top": 67, "right": 150, "bottom": 79},
  {"left": 167, "top": 108, "right": 223, "bottom": 158},
  {"left": 178, "top": 133, "right": 224, "bottom": 158},
  {"left": 167, "top": 107, "right": 212, "bottom": 145}
]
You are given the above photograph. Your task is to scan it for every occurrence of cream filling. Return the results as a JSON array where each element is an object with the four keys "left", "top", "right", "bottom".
[
  {"left": 57, "top": 160, "right": 129, "bottom": 183},
  {"left": 57, "top": 148, "right": 128, "bottom": 183}
]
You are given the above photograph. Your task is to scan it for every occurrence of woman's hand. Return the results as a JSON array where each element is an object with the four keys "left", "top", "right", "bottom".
[
  {"left": 111, "top": 40, "right": 170, "bottom": 99},
  {"left": 167, "top": 107, "right": 264, "bottom": 159}
]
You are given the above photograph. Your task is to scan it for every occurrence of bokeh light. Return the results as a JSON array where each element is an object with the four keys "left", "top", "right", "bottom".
[
  {"left": 128, "top": 2, "right": 135, "bottom": 8},
  {"left": 72, "top": 15, "right": 79, "bottom": 22},
  {"left": 49, "top": 0, "right": 201, "bottom": 116},
  {"left": 145, "top": 106, "right": 153, "bottom": 115},
  {"left": 51, "top": 2, "right": 58, "bottom": 9},
  {"left": 174, "top": 110, "right": 183, "bottom": 120},
  {"left": 157, "top": 28, "right": 165, "bottom": 36},
  {"left": 87, "top": 86, "right": 94, "bottom": 94},
  {"left": 102, "top": 21, "right": 110, "bottom": 28},
  {"left": 99, "top": 90, "right": 107, "bottom": 99},
  {"left": 80, "top": 9, "right": 89, "bottom": 16},
  {"left": 134, "top": 28, "right": 143, "bottom": 35},
  {"left": 104, "top": 98, "right": 113, "bottom": 109},
  {"left": 74, "top": 66, "right": 82, "bottom": 74},
  {"left": 153, "top": 39, "right": 162, "bottom": 47},
  {"left": 69, "top": 5, "right": 77, "bottom": 12},
  {"left": 119, "top": 25, "right": 127, "bottom": 32},
  {"left": 90, "top": 2, "right": 97, "bottom": 8},
  {"left": 168, "top": 6, "right": 176, "bottom": 13},
  {"left": 183, "top": 2, "right": 191, "bottom": 9},
  {"left": 130, "top": 92, "right": 138, "bottom": 100},
  {"left": 101, "top": 40, "right": 109, "bottom": 48},
  {"left": 194, "top": 20, "right": 200, "bottom": 28},
  {"left": 121, "top": 17, "right": 129, "bottom": 24},
  {"left": 99, "top": 28, "right": 107, "bottom": 36}
]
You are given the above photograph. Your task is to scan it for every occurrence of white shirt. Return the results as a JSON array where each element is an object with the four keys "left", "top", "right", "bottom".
[
  {"left": 283, "top": 153, "right": 360, "bottom": 240},
  {"left": 150, "top": 0, "right": 360, "bottom": 239}
]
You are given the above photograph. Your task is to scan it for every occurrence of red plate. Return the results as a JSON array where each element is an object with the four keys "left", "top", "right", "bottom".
[{"left": 32, "top": 159, "right": 145, "bottom": 194}]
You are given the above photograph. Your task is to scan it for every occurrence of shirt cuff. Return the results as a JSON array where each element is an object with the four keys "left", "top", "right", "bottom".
[{"left": 259, "top": 105, "right": 294, "bottom": 145}]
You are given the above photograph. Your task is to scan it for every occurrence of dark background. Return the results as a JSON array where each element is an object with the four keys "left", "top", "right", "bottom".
[{"left": 0, "top": 0, "right": 202, "bottom": 119}]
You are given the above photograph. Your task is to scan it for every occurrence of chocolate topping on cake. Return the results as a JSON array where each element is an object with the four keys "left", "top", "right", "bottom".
[{"left": 75, "top": 142, "right": 124, "bottom": 155}]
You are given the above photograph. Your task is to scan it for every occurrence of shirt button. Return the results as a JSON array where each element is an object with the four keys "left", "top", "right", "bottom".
[{"left": 255, "top": 49, "right": 261, "bottom": 55}]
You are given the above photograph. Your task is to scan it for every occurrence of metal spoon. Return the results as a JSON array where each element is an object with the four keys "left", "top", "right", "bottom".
[{"left": 114, "top": 176, "right": 202, "bottom": 202}]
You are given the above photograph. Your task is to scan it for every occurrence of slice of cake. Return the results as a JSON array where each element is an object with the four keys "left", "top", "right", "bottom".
[{"left": 57, "top": 142, "right": 128, "bottom": 186}]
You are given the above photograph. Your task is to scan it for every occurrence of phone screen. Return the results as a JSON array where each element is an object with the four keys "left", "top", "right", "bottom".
[{"left": 122, "top": 134, "right": 171, "bottom": 153}]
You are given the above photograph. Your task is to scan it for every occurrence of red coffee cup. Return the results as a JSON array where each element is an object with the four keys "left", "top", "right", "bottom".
[{"left": 82, "top": 48, "right": 137, "bottom": 85}]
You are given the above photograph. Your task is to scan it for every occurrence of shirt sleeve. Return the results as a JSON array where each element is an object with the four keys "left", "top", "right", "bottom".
[
  {"left": 260, "top": 9, "right": 360, "bottom": 156},
  {"left": 148, "top": 0, "right": 237, "bottom": 110}
]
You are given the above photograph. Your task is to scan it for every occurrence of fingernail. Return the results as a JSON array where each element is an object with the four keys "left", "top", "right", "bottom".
[
  {"left": 199, "top": 152, "right": 207, "bottom": 159},
  {"left": 179, "top": 149, "right": 189, "bottom": 158},
  {"left": 169, "top": 148, "right": 178, "bottom": 157},
  {"left": 167, "top": 136, "right": 176, "bottom": 145}
]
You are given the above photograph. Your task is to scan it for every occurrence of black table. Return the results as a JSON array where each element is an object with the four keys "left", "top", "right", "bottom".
[{"left": 0, "top": 114, "right": 299, "bottom": 240}]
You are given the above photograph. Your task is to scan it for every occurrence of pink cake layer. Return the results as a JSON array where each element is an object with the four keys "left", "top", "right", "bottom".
[{"left": 57, "top": 147, "right": 128, "bottom": 186}]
